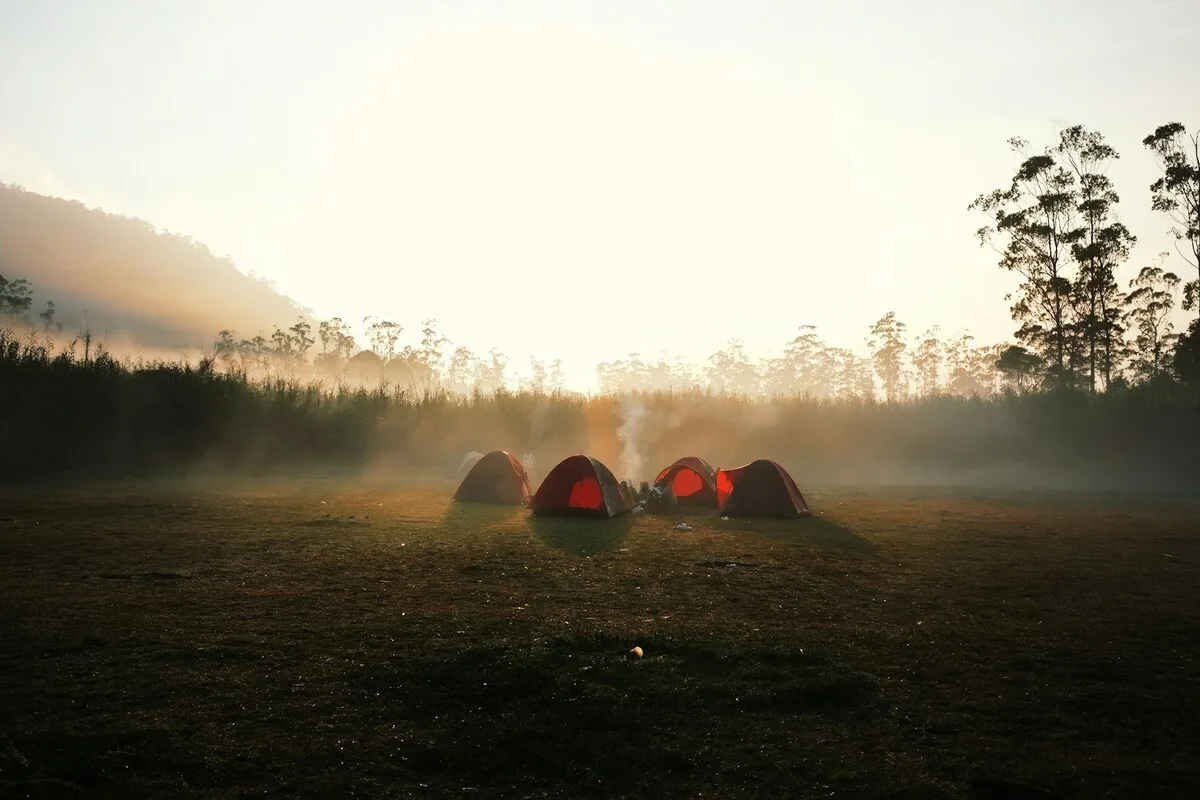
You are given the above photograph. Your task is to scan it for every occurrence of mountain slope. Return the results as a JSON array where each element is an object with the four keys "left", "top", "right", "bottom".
[{"left": 0, "top": 182, "right": 306, "bottom": 349}]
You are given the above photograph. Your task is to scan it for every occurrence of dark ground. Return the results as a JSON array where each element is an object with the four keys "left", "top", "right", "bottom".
[{"left": 1, "top": 476, "right": 1198, "bottom": 799}]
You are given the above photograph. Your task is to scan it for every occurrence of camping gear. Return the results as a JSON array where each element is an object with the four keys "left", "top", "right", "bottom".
[
  {"left": 453, "top": 450, "right": 534, "bottom": 505},
  {"left": 715, "top": 459, "right": 811, "bottom": 519},
  {"left": 530, "top": 455, "right": 632, "bottom": 518},
  {"left": 643, "top": 484, "right": 678, "bottom": 512},
  {"left": 653, "top": 456, "right": 718, "bottom": 506}
]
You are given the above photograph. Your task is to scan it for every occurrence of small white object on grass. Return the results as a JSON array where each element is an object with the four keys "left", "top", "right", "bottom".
[{"left": 672, "top": 522, "right": 693, "bottom": 532}]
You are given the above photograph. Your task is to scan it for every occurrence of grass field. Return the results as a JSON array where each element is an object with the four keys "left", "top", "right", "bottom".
[{"left": 1, "top": 476, "right": 1198, "bottom": 799}]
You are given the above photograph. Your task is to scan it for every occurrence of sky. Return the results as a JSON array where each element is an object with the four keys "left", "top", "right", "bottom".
[{"left": 2, "top": 0, "right": 1199, "bottom": 391}]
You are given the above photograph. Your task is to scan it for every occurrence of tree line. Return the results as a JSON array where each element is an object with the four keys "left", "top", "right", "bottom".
[
  {"left": 969, "top": 122, "right": 1200, "bottom": 392},
  {"left": 199, "top": 119, "right": 1200, "bottom": 397},
  {"left": 2, "top": 120, "right": 1200, "bottom": 397},
  {"left": 0, "top": 277, "right": 1027, "bottom": 398}
]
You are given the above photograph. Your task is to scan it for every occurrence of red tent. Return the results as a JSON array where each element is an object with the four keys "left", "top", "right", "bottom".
[
  {"left": 653, "top": 456, "right": 718, "bottom": 506},
  {"left": 716, "top": 459, "right": 811, "bottom": 519},
  {"left": 453, "top": 450, "right": 533, "bottom": 505},
  {"left": 530, "top": 455, "right": 631, "bottom": 518}
]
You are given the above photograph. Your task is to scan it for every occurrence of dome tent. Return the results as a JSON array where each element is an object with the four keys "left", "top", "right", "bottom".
[
  {"left": 453, "top": 450, "right": 533, "bottom": 505},
  {"left": 530, "top": 455, "right": 631, "bottom": 518},
  {"left": 716, "top": 459, "right": 811, "bottom": 519},
  {"left": 653, "top": 456, "right": 718, "bottom": 506}
]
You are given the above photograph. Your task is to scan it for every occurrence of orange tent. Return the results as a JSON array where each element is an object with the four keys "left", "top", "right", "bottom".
[
  {"left": 653, "top": 456, "right": 718, "bottom": 506},
  {"left": 530, "top": 455, "right": 631, "bottom": 518},
  {"left": 716, "top": 459, "right": 811, "bottom": 519},
  {"left": 453, "top": 450, "right": 533, "bottom": 506}
]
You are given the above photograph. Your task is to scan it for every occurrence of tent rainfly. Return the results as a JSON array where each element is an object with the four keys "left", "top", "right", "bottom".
[
  {"left": 716, "top": 459, "right": 811, "bottom": 519},
  {"left": 530, "top": 455, "right": 631, "bottom": 518},
  {"left": 653, "top": 456, "right": 718, "bottom": 506},
  {"left": 453, "top": 450, "right": 534, "bottom": 505}
]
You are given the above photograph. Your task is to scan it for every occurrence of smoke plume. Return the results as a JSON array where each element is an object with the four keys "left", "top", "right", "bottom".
[{"left": 616, "top": 395, "right": 647, "bottom": 482}]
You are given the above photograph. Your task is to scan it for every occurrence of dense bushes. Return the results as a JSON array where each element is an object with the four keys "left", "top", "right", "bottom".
[{"left": 2, "top": 330, "right": 1198, "bottom": 491}]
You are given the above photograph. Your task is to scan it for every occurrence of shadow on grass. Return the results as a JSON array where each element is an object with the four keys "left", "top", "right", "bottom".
[
  {"left": 343, "top": 632, "right": 882, "bottom": 796},
  {"left": 439, "top": 500, "right": 528, "bottom": 531},
  {"left": 2, "top": 728, "right": 200, "bottom": 798},
  {"left": 299, "top": 515, "right": 372, "bottom": 528},
  {"left": 527, "top": 514, "right": 633, "bottom": 556},
  {"left": 641, "top": 504, "right": 720, "bottom": 520},
  {"left": 718, "top": 513, "right": 877, "bottom": 554}
]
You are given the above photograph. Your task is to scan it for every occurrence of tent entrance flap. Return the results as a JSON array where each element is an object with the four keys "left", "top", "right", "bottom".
[{"left": 568, "top": 478, "right": 603, "bottom": 509}]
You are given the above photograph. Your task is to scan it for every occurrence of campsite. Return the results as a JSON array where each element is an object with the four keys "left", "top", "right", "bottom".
[
  {"left": 6, "top": 3, "right": 1200, "bottom": 798},
  {"left": 2, "top": 466, "right": 1199, "bottom": 799}
]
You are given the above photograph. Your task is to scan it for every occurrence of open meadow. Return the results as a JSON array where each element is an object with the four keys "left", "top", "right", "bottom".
[
  {"left": 2, "top": 476, "right": 1198, "bottom": 799},
  {"left": 8, "top": 6, "right": 1200, "bottom": 799}
]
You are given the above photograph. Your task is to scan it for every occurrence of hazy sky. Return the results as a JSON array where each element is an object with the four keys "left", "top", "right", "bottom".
[{"left": 2, "top": 0, "right": 1198, "bottom": 390}]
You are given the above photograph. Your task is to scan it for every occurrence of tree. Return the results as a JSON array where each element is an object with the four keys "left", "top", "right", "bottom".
[
  {"left": 0, "top": 274, "right": 33, "bottom": 320},
  {"left": 214, "top": 330, "right": 239, "bottom": 367},
  {"left": 944, "top": 332, "right": 979, "bottom": 395},
  {"left": 314, "top": 317, "right": 357, "bottom": 375},
  {"left": 474, "top": 349, "right": 509, "bottom": 392},
  {"left": 970, "top": 135, "right": 1080, "bottom": 389},
  {"left": 868, "top": 312, "right": 907, "bottom": 401},
  {"left": 595, "top": 359, "right": 626, "bottom": 393},
  {"left": 548, "top": 359, "right": 565, "bottom": 392},
  {"left": 705, "top": 340, "right": 761, "bottom": 396},
  {"left": 444, "top": 345, "right": 478, "bottom": 393},
  {"left": 363, "top": 316, "right": 403, "bottom": 361},
  {"left": 416, "top": 319, "right": 449, "bottom": 386},
  {"left": 38, "top": 300, "right": 61, "bottom": 332},
  {"left": 644, "top": 354, "right": 677, "bottom": 391},
  {"left": 995, "top": 345, "right": 1043, "bottom": 392},
  {"left": 347, "top": 350, "right": 384, "bottom": 383},
  {"left": 385, "top": 346, "right": 434, "bottom": 388},
  {"left": 973, "top": 343, "right": 1006, "bottom": 395},
  {"left": 241, "top": 334, "right": 271, "bottom": 371},
  {"left": 1174, "top": 317, "right": 1200, "bottom": 386},
  {"left": 829, "top": 348, "right": 874, "bottom": 399},
  {"left": 526, "top": 357, "right": 548, "bottom": 392},
  {"left": 1124, "top": 255, "right": 1181, "bottom": 383},
  {"left": 595, "top": 354, "right": 653, "bottom": 393},
  {"left": 769, "top": 325, "right": 836, "bottom": 397},
  {"left": 1143, "top": 123, "right": 1200, "bottom": 313},
  {"left": 1057, "top": 125, "right": 1134, "bottom": 390},
  {"left": 270, "top": 317, "right": 314, "bottom": 370},
  {"left": 911, "top": 326, "right": 943, "bottom": 397}
]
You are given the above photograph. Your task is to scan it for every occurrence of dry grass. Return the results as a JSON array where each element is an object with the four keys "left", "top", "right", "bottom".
[{"left": 1, "top": 476, "right": 1198, "bottom": 799}]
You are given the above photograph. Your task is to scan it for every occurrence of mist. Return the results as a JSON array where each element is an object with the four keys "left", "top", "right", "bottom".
[
  {"left": 260, "top": 386, "right": 1200, "bottom": 498},
  {"left": 3, "top": 161, "right": 1200, "bottom": 500},
  {"left": 0, "top": 183, "right": 305, "bottom": 352}
]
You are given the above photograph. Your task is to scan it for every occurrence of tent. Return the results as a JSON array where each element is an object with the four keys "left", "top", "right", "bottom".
[
  {"left": 716, "top": 459, "right": 811, "bottom": 519},
  {"left": 653, "top": 456, "right": 718, "bottom": 506},
  {"left": 453, "top": 450, "right": 534, "bottom": 505},
  {"left": 530, "top": 455, "right": 631, "bottom": 518}
]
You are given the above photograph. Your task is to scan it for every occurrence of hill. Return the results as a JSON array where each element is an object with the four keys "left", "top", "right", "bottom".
[{"left": 0, "top": 182, "right": 305, "bottom": 350}]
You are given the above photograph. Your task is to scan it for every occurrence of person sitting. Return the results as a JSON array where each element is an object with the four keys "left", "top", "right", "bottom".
[{"left": 643, "top": 484, "right": 678, "bottom": 512}]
